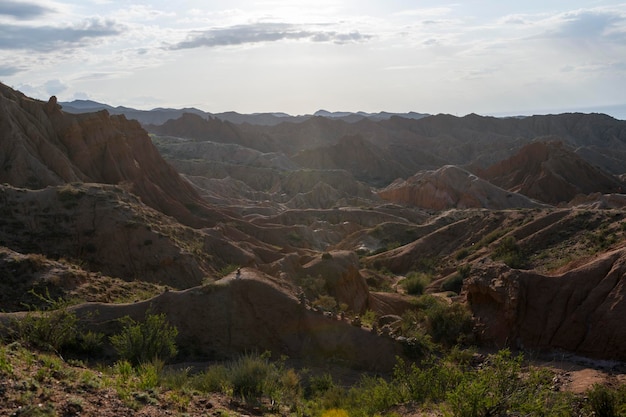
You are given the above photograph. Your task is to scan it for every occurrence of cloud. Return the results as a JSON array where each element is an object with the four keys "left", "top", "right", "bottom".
[
  {"left": 169, "top": 22, "right": 371, "bottom": 50},
  {"left": 44, "top": 79, "right": 68, "bottom": 95},
  {"left": 541, "top": 9, "right": 626, "bottom": 41},
  {"left": 0, "top": 64, "right": 22, "bottom": 76},
  {"left": 0, "top": 18, "right": 122, "bottom": 51},
  {"left": 0, "top": 0, "right": 53, "bottom": 20}
]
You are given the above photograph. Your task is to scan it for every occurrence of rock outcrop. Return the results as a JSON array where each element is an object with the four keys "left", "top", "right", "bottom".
[
  {"left": 0, "top": 183, "right": 216, "bottom": 287},
  {"left": 0, "top": 82, "right": 224, "bottom": 227},
  {"left": 465, "top": 249, "right": 626, "bottom": 360},
  {"left": 378, "top": 165, "right": 545, "bottom": 210},
  {"left": 58, "top": 271, "right": 402, "bottom": 371},
  {"left": 300, "top": 251, "right": 370, "bottom": 313},
  {"left": 479, "top": 141, "right": 625, "bottom": 205}
]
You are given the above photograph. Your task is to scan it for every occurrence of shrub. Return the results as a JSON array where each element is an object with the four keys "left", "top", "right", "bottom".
[
  {"left": 424, "top": 301, "right": 473, "bottom": 347},
  {"left": 455, "top": 247, "right": 471, "bottom": 260},
  {"left": 225, "top": 352, "right": 302, "bottom": 409},
  {"left": 192, "top": 364, "right": 231, "bottom": 393},
  {"left": 401, "top": 272, "right": 430, "bottom": 295},
  {"left": 12, "top": 290, "right": 79, "bottom": 353},
  {"left": 229, "top": 352, "right": 273, "bottom": 398},
  {"left": 360, "top": 309, "right": 378, "bottom": 327},
  {"left": 137, "top": 359, "right": 163, "bottom": 390},
  {"left": 110, "top": 311, "right": 178, "bottom": 365},
  {"left": 493, "top": 236, "right": 527, "bottom": 269},
  {"left": 441, "top": 273, "right": 464, "bottom": 294},
  {"left": 218, "top": 264, "right": 238, "bottom": 277},
  {"left": 586, "top": 384, "right": 617, "bottom": 417},
  {"left": 446, "top": 349, "right": 574, "bottom": 417},
  {"left": 348, "top": 375, "right": 401, "bottom": 416},
  {"left": 78, "top": 330, "right": 105, "bottom": 354},
  {"left": 307, "top": 373, "right": 335, "bottom": 397},
  {"left": 313, "top": 295, "right": 337, "bottom": 312}
]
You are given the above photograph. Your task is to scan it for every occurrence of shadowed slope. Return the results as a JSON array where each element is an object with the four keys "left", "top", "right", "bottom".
[
  {"left": 0, "top": 83, "right": 227, "bottom": 227},
  {"left": 480, "top": 141, "right": 625, "bottom": 205}
]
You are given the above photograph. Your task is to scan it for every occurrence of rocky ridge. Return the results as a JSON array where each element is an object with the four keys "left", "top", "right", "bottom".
[{"left": 3, "top": 81, "right": 626, "bottom": 370}]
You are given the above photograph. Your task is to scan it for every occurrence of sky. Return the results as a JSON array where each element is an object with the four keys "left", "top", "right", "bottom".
[{"left": 1, "top": 0, "right": 626, "bottom": 119}]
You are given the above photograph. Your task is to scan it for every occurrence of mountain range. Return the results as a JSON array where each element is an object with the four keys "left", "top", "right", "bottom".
[
  {"left": 60, "top": 99, "right": 429, "bottom": 126},
  {"left": 3, "top": 82, "right": 626, "bottom": 374}
]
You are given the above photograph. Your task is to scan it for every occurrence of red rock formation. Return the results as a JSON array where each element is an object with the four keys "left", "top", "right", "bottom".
[
  {"left": 57, "top": 270, "right": 403, "bottom": 371},
  {"left": 377, "top": 165, "right": 544, "bottom": 210},
  {"left": 465, "top": 249, "right": 626, "bottom": 360},
  {"left": 300, "top": 251, "right": 370, "bottom": 314},
  {"left": 480, "top": 141, "right": 625, "bottom": 205},
  {"left": 0, "top": 82, "right": 225, "bottom": 227}
]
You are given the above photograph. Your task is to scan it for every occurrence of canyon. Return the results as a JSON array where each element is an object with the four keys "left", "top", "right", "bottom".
[{"left": 3, "top": 81, "right": 626, "bottom": 370}]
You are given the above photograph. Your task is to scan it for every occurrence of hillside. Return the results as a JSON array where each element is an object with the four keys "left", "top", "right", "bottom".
[
  {"left": 0, "top": 83, "right": 225, "bottom": 228},
  {"left": 479, "top": 140, "right": 625, "bottom": 205},
  {"left": 4, "top": 82, "right": 626, "bottom": 415},
  {"left": 377, "top": 165, "right": 545, "bottom": 210}
]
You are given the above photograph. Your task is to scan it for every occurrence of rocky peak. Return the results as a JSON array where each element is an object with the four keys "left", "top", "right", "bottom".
[
  {"left": 480, "top": 140, "right": 625, "bottom": 205},
  {"left": 0, "top": 82, "right": 225, "bottom": 227}
]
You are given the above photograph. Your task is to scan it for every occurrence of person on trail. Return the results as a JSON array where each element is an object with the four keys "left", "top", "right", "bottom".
[{"left": 236, "top": 268, "right": 241, "bottom": 279}]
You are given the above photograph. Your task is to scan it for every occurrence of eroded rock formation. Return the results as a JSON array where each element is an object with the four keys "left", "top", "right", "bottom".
[{"left": 465, "top": 249, "right": 626, "bottom": 360}]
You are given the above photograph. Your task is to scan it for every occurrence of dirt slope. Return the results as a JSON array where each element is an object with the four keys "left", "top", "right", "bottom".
[
  {"left": 377, "top": 165, "right": 545, "bottom": 210},
  {"left": 60, "top": 269, "right": 403, "bottom": 371},
  {"left": 479, "top": 141, "right": 625, "bottom": 205},
  {"left": 466, "top": 246, "right": 626, "bottom": 360},
  {"left": 0, "top": 83, "right": 225, "bottom": 227}
]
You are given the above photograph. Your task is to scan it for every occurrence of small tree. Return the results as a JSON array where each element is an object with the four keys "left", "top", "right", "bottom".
[
  {"left": 110, "top": 311, "right": 178, "bottom": 365},
  {"left": 12, "top": 289, "right": 79, "bottom": 353}
]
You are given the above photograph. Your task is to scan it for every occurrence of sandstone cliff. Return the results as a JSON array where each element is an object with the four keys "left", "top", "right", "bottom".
[
  {"left": 62, "top": 270, "right": 402, "bottom": 371},
  {"left": 377, "top": 165, "right": 545, "bottom": 210},
  {"left": 479, "top": 140, "right": 625, "bottom": 205},
  {"left": 465, "top": 247, "right": 626, "bottom": 360},
  {"left": 0, "top": 83, "right": 224, "bottom": 227}
]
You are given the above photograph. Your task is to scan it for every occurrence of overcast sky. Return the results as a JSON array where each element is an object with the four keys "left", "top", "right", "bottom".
[{"left": 2, "top": 0, "right": 626, "bottom": 118}]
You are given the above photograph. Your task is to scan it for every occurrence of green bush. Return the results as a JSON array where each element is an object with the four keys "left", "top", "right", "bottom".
[
  {"left": 493, "top": 235, "right": 527, "bottom": 269},
  {"left": 191, "top": 364, "right": 230, "bottom": 393},
  {"left": 405, "top": 295, "right": 473, "bottom": 347},
  {"left": 313, "top": 295, "right": 338, "bottom": 312},
  {"left": 110, "top": 312, "right": 178, "bottom": 365},
  {"left": 78, "top": 330, "right": 105, "bottom": 354},
  {"left": 224, "top": 352, "right": 302, "bottom": 409},
  {"left": 442, "top": 273, "right": 464, "bottom": 294},
  {"left": 446, "top": 349, "right": 573, "bottom": 417},
  {"left": 12, "top": 291, "right": 79, "bottom": 353},
  {"left": 228, "top": 352, "right": 274, "bottom": 398},
  {"left": 401, "top": 272, "right": 430, "bottom": 295},
  {"left": 586, "top": 383, "right": 617, "bottom": 417},
  {"left": 348, "top": 375, "right": 401, "bottom": 416}
]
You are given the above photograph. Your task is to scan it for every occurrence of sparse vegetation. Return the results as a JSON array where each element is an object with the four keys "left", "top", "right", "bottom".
[
  {"left": 1, "top": 322, "right": 625, "bottom": 416},
  {"left": 493, "top": 235, "right": 528, "bottom": 269},
  {"left": 442, "top": 264, "right": 470, "bottom": 293},
  {"left": 401, "top": 271, "right": 431, "bottom": 295},
  {"left": 9, "top": 290, "right": 80, "bottom": 353},
  {"left": 110, "top": 311, "right": 178, "bottom": 365}
]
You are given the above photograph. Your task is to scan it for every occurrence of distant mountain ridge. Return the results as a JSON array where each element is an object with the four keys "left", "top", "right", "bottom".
[{"left": 59, "top": 99, "right": 431, "bottom": 126}]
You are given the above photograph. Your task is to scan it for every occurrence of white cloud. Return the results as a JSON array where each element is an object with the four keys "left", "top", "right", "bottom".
[
  {"left": 44, "top": 78, "right": 68, "bottom": 95},
  {"left": 168, "top": 22, "right": 372, "bottom": 50},
  {"left": 0, "top": 0, "right": 53, "bottom": 20},
  {"left": 2, "top": 1, "right": 625, "bottom": 118},
  {"left": 0, "top": 18, "right": 122, "bottom": 51}
]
